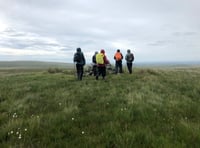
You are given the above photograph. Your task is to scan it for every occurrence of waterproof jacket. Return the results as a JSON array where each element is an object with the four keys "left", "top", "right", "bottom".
[
  {"left": 73, "top": 51, "right": 86, "bottom": 66},
  {"left": 92, "top": 53, "right": 97, "bottom": 64},
  {"left": 125, "top": 53, "right": 134, "bottom": 63}
]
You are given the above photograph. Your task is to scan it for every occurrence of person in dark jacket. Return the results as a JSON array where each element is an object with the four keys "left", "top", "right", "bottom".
[
  {"left": 73, "top": 47, "right": 86, "bottom": 80},
  {"left": 125, "top": 49, "right": 134, "bottom": 74},
  {"left": 96, "top": 49, "right": 109, "bottom": 80},
  {"left": 92, "top": 51, "right": 98, "bottom": 76}
]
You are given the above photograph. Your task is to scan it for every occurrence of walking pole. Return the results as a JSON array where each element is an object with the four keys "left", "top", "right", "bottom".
[{"left": 74, "top": 62, "right": 77, "bottom": 78}]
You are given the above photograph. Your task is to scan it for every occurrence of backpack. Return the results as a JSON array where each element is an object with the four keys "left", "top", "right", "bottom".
[
  {"left": 115, "top": 52, "right": 122, "bottom": 61},
  {"left": 74, "top": 52, "right": 81, "bottom": 63},
  {"left": 128, "top": 53, "right": 134, "bottom": 62},
  {"left": 96, "top": 53, "right": 104, "bottom": 64}
]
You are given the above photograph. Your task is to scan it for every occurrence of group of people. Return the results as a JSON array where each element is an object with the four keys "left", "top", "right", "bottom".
[{"left": 73, "top": 48, "right": 134, "bottom": 80}]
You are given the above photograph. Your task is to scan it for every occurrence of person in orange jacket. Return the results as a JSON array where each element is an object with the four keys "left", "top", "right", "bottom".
[{"left": 114, "top": 49, "right": 123, "bottom": 74}]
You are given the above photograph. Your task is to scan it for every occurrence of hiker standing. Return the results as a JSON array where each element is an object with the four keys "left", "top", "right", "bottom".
[
  {"left": 114, "top": 49, "right": 123, "bottom": 74},
  {"left": 92, "top": 51, "right": 98, "bottom": 76},
  {"left": 73, "top": 47, "right": 86, "bottom": 80},
  {"left": 125, "top": 49, "right": 134, "bottom": 74},
  {"left": 96, "top": 49, "right": 109, "bottom": 80}
]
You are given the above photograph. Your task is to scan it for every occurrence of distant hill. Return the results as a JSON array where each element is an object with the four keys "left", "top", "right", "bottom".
[
  {"left": 0, "top": 61, "right": 200, "bottom": 70},
  {"left": 0, "top": 61, "right": 74, "bottom": 69}
]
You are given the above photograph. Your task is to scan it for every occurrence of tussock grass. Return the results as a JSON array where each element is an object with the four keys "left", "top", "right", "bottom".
[{"left": 0, "top": 68, "right": 200, "bottom": 147}]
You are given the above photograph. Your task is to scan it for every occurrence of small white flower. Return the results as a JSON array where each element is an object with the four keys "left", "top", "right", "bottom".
[
  {"left": 121, "top": 108, "right": 123, "bottom": 111},
  {"left": 82, "top": 131, "right": 85, "bottom": 134},
  {"left": 24, "top": 128, "right": 27, "bottom": 132},
  {"left": 72, "top": 118, "right": 74, "bottom": 121},
  {"left": 59, "top": 103, "right": 62, "bottom": 106},
  {"left": 18, "top": 136, "right": 22, "bottom": 139},
  {"left": 37, "top": 116, "right": 40, "bottom": 118},
  {"left": 16, "top": 132, "right": 19, "bottom": 135},
  {"left": 10, "top": 131, "right": 13, "bottom": 134},
  {"left": 12, "top": 113, "right": 17, "bottom": 118}
]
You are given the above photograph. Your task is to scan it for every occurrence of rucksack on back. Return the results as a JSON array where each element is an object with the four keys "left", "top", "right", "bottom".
[
  {"left": 96, "top": 53, "right": 104, "bottom": 64},
  {"left": 115, "top": 52, "right": 122, "bottom": 61},
  {"left": 128, "top": 53, "right": 134, "bottom": 62},
  {"left": 74, "top": 53, "right": 81, "bottom": 62}
]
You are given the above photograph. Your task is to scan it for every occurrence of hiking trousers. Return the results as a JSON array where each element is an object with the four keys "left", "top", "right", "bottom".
[
  {"left": 76, "top": 64, "right": 84, "bottom": 80},
  {"left": 92, "top": 65, "right": 98, "bottom": 76},
  {"left": 127, "top": 63, "right": 132, "bottom": 74},
  {"left": 115, "top": 61, "right": 123, "bottom": 74},
  {"left": 96, "top": 66, "right": 106, "bottom": 80}
]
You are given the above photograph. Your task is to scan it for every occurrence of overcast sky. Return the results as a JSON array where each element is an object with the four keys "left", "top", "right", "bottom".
[{"left": 0, "top": 0, "right": 200, "bottom": 63}]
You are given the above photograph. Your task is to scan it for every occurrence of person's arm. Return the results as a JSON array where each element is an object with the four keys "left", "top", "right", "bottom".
[
  {"left": 125, "top": 54, "right": 128, "bottom": 61},
  {"left": 104, "top": 56, "right": 109, "bottom": 64},
  {"left": 82, "top": 53, "right": 86, "bottom": 65},
  {"left": 121, "top": 53, "right": 123, "bottom": 59},
  {"left": 132, "top": 53, "right": 134, "bottom": 62}
]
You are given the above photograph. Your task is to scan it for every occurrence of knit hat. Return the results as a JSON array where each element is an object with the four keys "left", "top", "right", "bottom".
[{"left": 101, "top": 49, "right": 105, "bottom": 54}]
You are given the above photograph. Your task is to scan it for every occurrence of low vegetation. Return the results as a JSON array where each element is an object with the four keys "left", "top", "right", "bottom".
[{"left": 0, "top": 66, "right": 200, "bottom": 147}]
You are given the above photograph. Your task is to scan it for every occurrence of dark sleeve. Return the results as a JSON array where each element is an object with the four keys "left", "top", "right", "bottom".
[
  {"left": 92, "top": 55, "right": 96, "bottom": 63},
  {"left": 82, "top": 53, "right": 86, "bottom": 65},
  {"left": 125, "top": 54, "right": 128, "bottom": 61},
  {"left": 104, "top": 56, "right": 109, "bottom": 64},
  {"left": 121, "top": 53, "right": 123, "bottom": 59},
  {"left": 132, "top": 54, "right": 134, "bottom": 62}
]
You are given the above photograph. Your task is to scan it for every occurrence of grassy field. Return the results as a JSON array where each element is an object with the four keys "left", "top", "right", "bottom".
[{"left": 0, "top": 64, "right": 200, "bottom": 147}]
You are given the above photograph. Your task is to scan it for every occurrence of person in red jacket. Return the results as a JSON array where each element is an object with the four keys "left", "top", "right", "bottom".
[{"left": 96, "top": 49, "right": 109, "bottom": 80}]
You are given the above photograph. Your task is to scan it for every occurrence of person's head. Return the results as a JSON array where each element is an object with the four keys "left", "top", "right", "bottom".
[
  {"left": 127, "top": 49, "right": 131, "bottom": 53},
  {"left": 76, "top": 47, "right": 81, "bottom": 52},
  {"left": 117, "top": 49, "right": 120, "bottom": 52},
  {"left": 101, "top": 49, "right": 105, "bottom": 54},
  {"left": 95, "top": 51, "right": 98, "bottom": 55}
]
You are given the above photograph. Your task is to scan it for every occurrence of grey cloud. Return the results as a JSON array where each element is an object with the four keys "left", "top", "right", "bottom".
[
  {"left": 148, "top": 40, "right": 173, "bottom": 47},
  {"left": 0, "top": 0, "right": 200, "bottom": 62},
  {"left": 173, "top": 31, "right": 197, "bottom": 37},
  {"left": 0, "top": 29, "right": 63, "bottom": 51}
]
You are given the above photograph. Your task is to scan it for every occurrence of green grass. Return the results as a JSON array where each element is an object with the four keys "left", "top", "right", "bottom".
[{"left": 0, "top": 67, "right": 200, "bottom": 147}]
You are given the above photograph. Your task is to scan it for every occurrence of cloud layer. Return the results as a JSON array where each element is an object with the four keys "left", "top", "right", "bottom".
[{"left": 0, "top": 0, "right": 200, "bottom": 63}]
